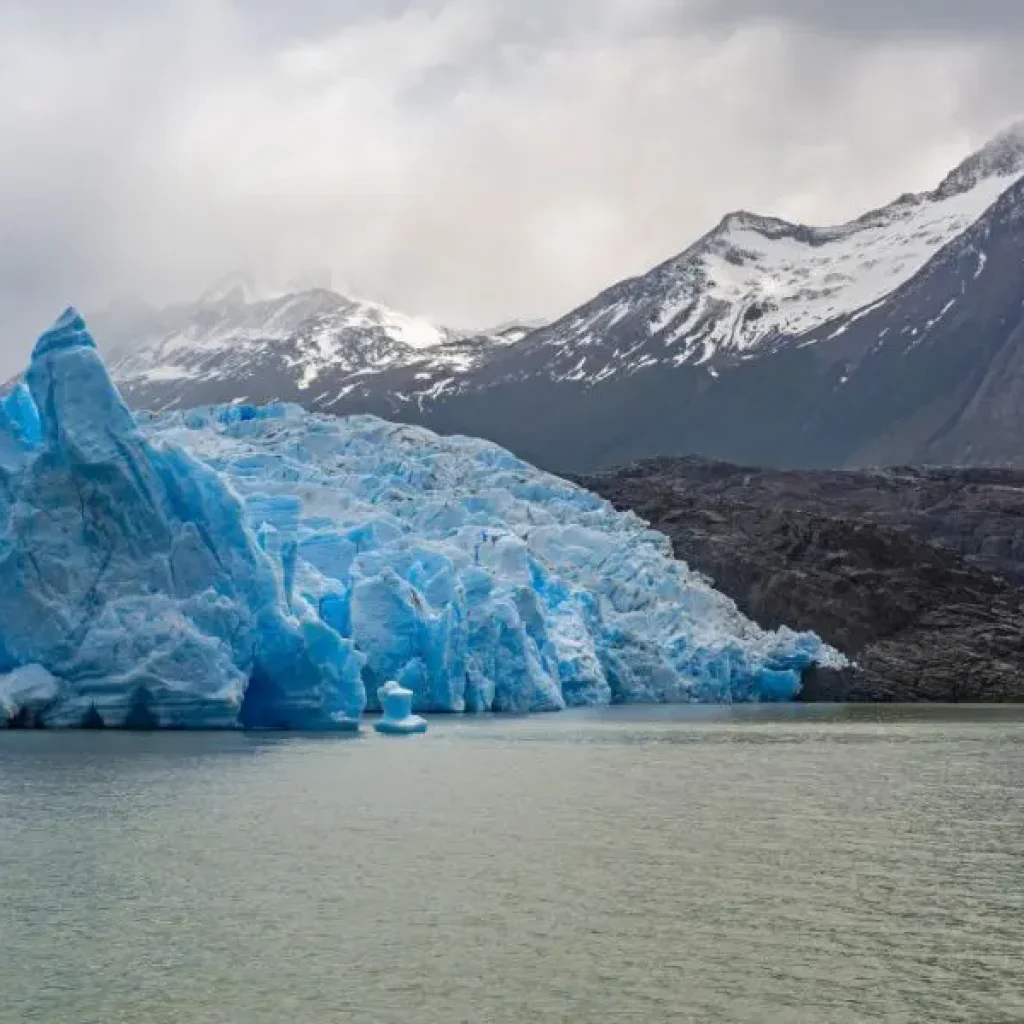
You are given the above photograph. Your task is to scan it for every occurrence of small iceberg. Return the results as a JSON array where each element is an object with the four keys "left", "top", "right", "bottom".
[{"left": 374, "top": 682, "right": 428, "bottom": 735}]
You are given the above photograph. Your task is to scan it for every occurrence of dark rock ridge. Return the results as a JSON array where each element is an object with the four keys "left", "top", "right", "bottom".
[
  {"left": 575, "top": 457, "right": 1024, "bottom": 702},
  {"left": 597, "top": 457, "right": 1024, "bottom": 585}
]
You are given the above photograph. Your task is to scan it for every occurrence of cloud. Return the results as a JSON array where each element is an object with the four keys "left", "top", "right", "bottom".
[
  {"left": 0, "top": 0, "right": 1021, "bottom": 372},
  {"left": 693, "top": 0, "right": 1024, "bottom": 38}
]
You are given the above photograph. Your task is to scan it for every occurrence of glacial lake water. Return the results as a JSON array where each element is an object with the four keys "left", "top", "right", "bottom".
[{"left": 1, "top": 704, "right": 1022, "bottom": 1024}]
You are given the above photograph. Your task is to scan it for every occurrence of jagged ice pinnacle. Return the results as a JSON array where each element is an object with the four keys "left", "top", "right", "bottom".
[{"left": 0, "top": 309, "right": 845, "bottom": 728}]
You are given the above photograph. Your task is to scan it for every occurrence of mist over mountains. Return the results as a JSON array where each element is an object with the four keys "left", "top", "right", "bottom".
[{"left": 92, "top": 125, "right": 1024, "bottom": 475}]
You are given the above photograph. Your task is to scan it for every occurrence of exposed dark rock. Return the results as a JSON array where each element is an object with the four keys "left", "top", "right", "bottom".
[
  {"left": 575, "top": 458, "right": 1024, "bottom": 702},
  {"left": 606, "top": 457, "right": 1024, "bottom": 585}
]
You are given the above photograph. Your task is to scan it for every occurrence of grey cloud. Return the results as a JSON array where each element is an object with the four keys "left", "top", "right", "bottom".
[
  {"left": 0, "top": 0, "right": 1021, "bottom": 374},
  {"left": 694, "top": 0, "right": 1024, "bottom": 38}
]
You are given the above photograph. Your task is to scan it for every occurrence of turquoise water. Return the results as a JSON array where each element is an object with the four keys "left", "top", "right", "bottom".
[{"left": 2, "top": 704, "right": 1022, "bottom": 1023}]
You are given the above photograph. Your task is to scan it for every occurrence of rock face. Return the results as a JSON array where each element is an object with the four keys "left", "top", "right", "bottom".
[
  {"left": 598, "top": 458, "right": 1024, "bottom": 585},
  {"left": 576, "top": 458, "right": 1024, "bottom": 702}
]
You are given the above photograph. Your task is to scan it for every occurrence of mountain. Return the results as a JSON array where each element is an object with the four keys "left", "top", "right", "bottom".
[
  {"left": 476, "top": 139, "right": 1023, "bottom": 379},
  {"left": 106, "top": 286, "right": 524, "bottom": 414},
  {"left": 106, "top": 124, "right": 1024, "bottom": 472},
  {"left": 423, "top": 160, "right": 1024, "bottom": 472}
]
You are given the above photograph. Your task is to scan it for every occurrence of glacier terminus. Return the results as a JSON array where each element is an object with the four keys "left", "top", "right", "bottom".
[{"left": 0, "top": 309, "right": 846, "bottom": 729}]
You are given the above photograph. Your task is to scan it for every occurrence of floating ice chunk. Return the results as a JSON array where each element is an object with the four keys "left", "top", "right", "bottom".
[{"left": 374, "top": 681, "right": 428, "bottom": 735}]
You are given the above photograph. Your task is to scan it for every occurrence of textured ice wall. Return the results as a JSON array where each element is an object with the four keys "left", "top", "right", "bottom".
[
  {"left": 143, "top": 392, "right": 847, "bottom": 714},
  {"left": 0, "top": 310, "right": 844, "bottom": 728},
  {"left": 0, "top": 310, "right": 365, "bottom": 728}
]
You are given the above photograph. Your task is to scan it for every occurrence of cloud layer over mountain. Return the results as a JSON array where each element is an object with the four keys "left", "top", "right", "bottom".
[{"left": 1, "top": 0, "right": 1022, "bottom": 372}]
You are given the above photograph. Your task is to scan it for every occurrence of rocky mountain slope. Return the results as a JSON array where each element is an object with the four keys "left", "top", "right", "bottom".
[
  {"left": 577, "top": 458, "right": 1024, "bottom": 702},
  {"left": 103, "top": 124, "right": 1024, "bottom": 474},
  {"left": 623, "top": 457, "right": 1024, "bottom": 585}
]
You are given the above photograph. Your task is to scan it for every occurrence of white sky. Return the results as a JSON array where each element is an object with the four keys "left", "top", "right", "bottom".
[{"left": 0, "top": 0, "right": 1022, "bottom": 372}]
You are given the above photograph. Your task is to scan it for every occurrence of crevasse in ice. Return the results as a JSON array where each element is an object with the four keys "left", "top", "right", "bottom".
[{"left": 0, "top": 309, "right": 846, "bottom": 728}]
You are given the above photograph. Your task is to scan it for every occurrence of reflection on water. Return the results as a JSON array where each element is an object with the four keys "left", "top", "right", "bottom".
[{"left": 2, "top": 705, "right": 1022, "bottom": 1024}]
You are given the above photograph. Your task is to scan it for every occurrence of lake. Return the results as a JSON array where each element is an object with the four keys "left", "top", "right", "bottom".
[{"left": 2, "top": 704, "right": 1022, "bottom": 1023}]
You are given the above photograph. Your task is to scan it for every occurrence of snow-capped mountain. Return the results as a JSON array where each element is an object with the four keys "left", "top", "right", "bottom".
[
  {"left": 107, "top": 124, "right": 1024, "bottom": 472},
  {"left": 107, "top": 285, "right": 520, "bottom": 412},
  {"left": 413, "top": 123, "right": 1024, "bottom": 470},
  {"left": 472, "top": 123, "right": 1024, "bottom": 388}
]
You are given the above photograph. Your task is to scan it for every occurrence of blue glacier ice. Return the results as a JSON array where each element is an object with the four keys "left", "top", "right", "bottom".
[
  {"left": 0, "top": 309, "right": 846, "bottom": 728},
  {"left": 0, "top": 665, "right": 59, "bottom": 727},
  {"left": 374, "top": 681, "right": 428, "bottom": 735},
  {"left": 0, "top": 309, "right": 365, "bottom": 729}
]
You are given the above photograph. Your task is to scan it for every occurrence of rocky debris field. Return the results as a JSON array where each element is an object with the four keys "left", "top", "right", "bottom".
[{"left": 576, "top": 458, "right": 1024, "bottom": 702}]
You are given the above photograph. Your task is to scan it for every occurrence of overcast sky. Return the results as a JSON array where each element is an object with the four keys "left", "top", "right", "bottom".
[{"left": 1, "top": 0, "right": 1022, "bottom": 371}]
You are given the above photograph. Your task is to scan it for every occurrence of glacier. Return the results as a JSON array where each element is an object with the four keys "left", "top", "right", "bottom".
[{"left": 0, "top": 309, "right": 845, "bottom": 729}]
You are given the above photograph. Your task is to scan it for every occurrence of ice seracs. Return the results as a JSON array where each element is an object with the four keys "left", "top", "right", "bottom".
[
  {"left": 0, "top": 309, "right": 845, "bottom": 729},
  {"left": 374, "top": 681, "right": 428, "bottom": 735},
  {"left": 0, "top": 308, "right": 366, "bottom": 730},
  {"left": 146, "top": 399, "right": 847, "bottom": 715}
]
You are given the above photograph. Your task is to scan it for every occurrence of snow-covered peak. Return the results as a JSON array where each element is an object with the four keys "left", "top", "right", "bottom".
[
  {"left": 189, "top": 272, "right": 455, "bottom": 351},
  {"left": 935, "top": 122, "right": 1024, "bottom": 199},
  {"left": 348, "top": 297, "right": 452, "bottom": 350},
  {"left": 106, "top": 283, "right": 507, "bottom": 404},
  {"left": 711, "top": 210, "right": 805, "bottom": 241},
  {"left": 477, "top": 318, "right": 548, "bottom": 345},
  {"left": 680, "top": 167, "right": 1020, "bottom": 357},
  {"left": 519, "top": 128, "right": 1024, "bottom": 383}
]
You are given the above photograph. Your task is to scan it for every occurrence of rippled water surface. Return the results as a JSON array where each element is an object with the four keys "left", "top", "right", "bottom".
[{"left": 2, "top": 705, "right": 1022, "bottom": 1023}]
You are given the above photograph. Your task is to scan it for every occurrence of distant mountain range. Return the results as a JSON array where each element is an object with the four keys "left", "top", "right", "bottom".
[
  {"left": 105, "top": 124, "right": 1024, "bottom": 473},
  {"left": 105, "top": 283, "right": 525, "bottom": 408}
]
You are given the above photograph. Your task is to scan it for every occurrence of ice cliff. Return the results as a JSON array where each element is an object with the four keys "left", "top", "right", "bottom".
[{"left": 0, "top": 309, "right": 845, "bottom": 728}]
